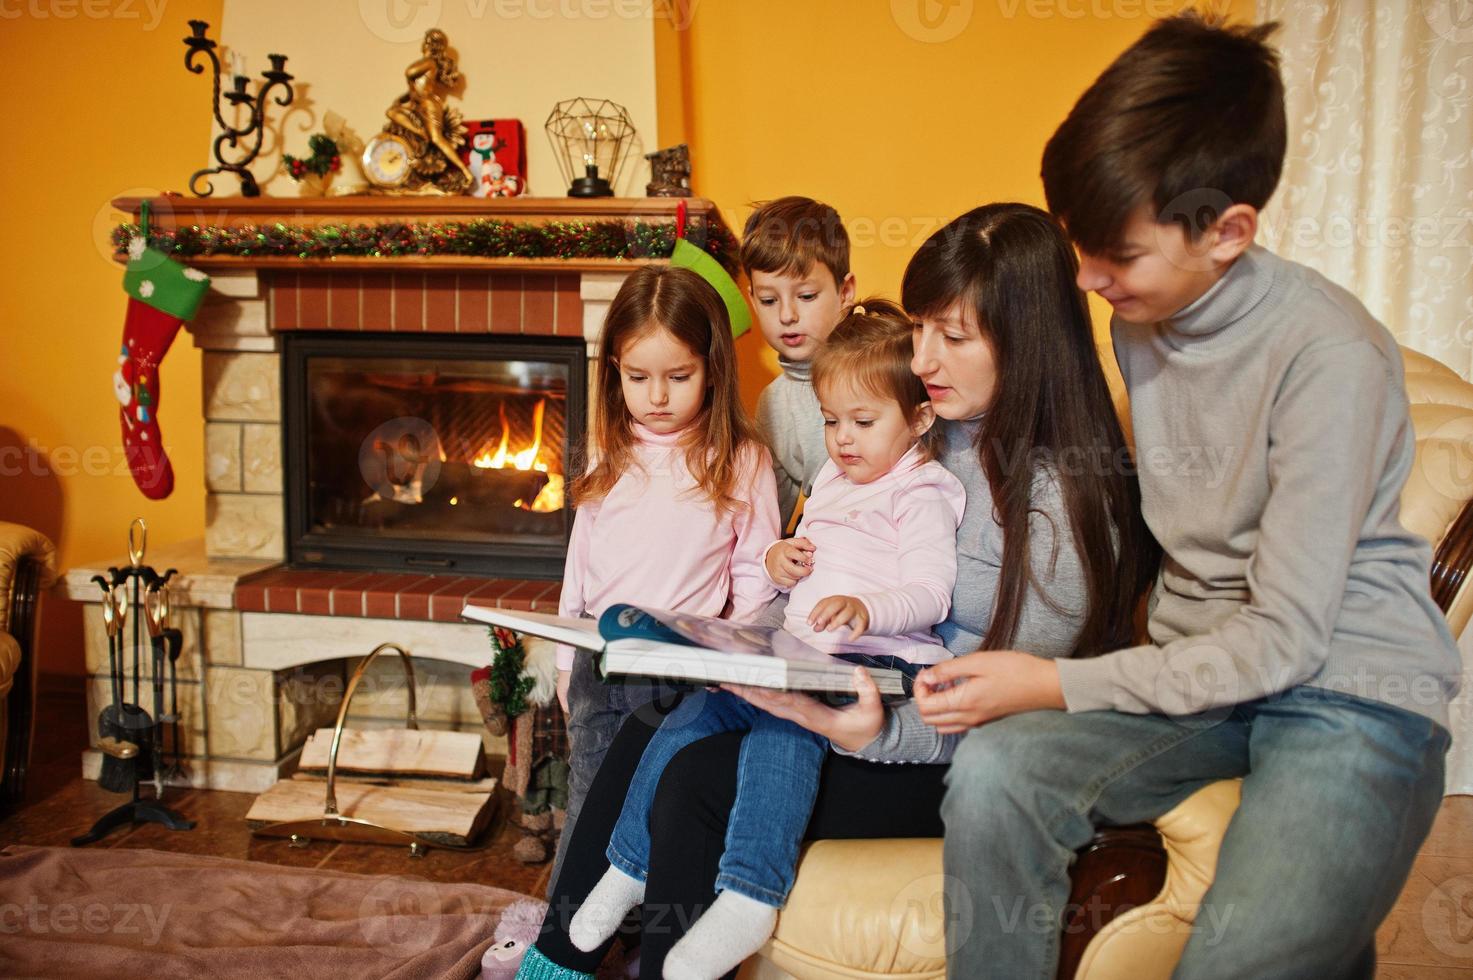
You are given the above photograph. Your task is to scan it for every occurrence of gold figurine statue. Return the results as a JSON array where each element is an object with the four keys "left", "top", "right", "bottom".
[{"left": 361, "top": 29, "right": 472, "bottom": 194}]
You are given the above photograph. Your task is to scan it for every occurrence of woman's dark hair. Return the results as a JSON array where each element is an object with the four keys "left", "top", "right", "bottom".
[{"left": 902, "top": 203, "right": 1158, "bottom": 655}]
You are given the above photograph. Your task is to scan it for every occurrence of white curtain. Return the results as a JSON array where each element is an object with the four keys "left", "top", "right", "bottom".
[
  {"left": 1258, "top": 0, "right": 1473, "bottom": 794},
  {"left": 1257, "top": 0, "right": 1472, "bottom": 373}
]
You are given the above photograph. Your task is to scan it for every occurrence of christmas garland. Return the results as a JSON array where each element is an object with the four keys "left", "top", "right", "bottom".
[
  {"left": 486, "top": 626, "right": 536, "bottom": 720},
  {"left": 111, "top": 215, "right": 736, "bottom": 267}
]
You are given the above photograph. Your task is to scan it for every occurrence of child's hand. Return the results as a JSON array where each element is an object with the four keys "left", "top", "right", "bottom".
[
  {"left": 808, "top": 595, "right": 869, "bottom": 641},
  {"left": 556, "top": 667, "right": 571, "bottom": 714},
  {"left": 765, "top": 537, "right": 816, "bottom": 589}
]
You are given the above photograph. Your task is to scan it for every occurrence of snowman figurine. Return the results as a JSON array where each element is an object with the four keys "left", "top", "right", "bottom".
[{"left": 469, "top": 131, "right": 522, "bottom": 198}]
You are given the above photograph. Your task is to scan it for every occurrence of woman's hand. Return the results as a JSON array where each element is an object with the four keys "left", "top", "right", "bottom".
[
  {"left": 556, "top": 667, "right": 571, "bottom": 714},
  {"left": 723, "top": 667, "right": 886, "bottom": 753},
  {"left": 765, "top": 537, "right": 816, "bottom": 589},
  {"left": 807, "top": 595, "right": 869, "bottom": 640},
  {"left": 913, "top": 651, "right": 1066, "bottom": 733}
]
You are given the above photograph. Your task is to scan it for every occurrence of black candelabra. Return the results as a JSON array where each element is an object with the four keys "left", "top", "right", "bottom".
[{"left": 183, "top": 19, "right": 294, "bottom": 197}]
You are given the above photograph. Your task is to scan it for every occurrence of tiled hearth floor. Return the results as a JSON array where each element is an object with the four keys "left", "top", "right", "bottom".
[{"left": 4, "top": 687, "right": 1472, "bottom": 977}]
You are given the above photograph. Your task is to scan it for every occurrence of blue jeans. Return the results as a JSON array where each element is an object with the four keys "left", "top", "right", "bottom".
[
  {"left": 606, "top": 690, "right": 828, "bottom": 907},
  {"left": 940, "top": 686, "right": 1450, "bottom": 979}
]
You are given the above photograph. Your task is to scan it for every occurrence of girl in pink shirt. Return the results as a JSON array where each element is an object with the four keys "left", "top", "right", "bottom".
[
  {"left": 554, "top": 266, "right": 781, "bottom": 879},
  {"left": 563, "top": 301, "right": 965, "bottom": 978}
]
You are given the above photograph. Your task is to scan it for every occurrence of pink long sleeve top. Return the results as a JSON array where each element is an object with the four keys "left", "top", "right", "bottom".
[
  {"left": 776, "top": 445, "right": 966, "bottom": 665},
  {"left": 556, "top": 424, "right": 782, "bottom": 669}
]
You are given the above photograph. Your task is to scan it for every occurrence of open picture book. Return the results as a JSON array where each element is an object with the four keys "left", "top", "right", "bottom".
[{"left": 460, "top": 602, "right": 920, "bottom": 698}]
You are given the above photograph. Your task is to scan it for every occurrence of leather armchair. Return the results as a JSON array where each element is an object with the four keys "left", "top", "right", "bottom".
[
  {"left": 0, "top": 521, "right": 58, "bottom": 806},
  {"left": 740, "top": 346, "right": 1473, "bottom": 980}
]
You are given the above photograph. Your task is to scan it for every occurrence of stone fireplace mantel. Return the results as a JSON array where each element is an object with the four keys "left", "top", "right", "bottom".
[
  {"left": 62, "top": 195, "right": 734, "bottom": 792},
  {"left": 101, "top": 192, "right": 734, "bottom": 558}
]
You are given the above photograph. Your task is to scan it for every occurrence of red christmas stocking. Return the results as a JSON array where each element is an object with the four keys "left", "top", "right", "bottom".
[{"left": 114, "top": 235, "right": 210, "bottom": 499}]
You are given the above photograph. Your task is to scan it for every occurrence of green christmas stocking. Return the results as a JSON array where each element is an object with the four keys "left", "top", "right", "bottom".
[{"left": 113, "top": 235, "right": 210, "bottom": 499}]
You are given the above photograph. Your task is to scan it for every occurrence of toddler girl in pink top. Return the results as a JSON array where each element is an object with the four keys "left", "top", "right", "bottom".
[
  {"left": 554, "top": 266, "right": 781, "bottom": 877},
  {"left": 564, "top": 301, "right": 965, "bottom": 979}
]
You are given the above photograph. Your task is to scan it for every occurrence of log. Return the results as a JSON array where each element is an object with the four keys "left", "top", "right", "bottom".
[
  {"left": 246, "top": 777, "right": 498, "bottom": 847},
  {"left": 289, "top": 771, "right": 499, "bottom": 795},
  {"left": 296, "top": 727, "right": 486, "bottom": 781}
]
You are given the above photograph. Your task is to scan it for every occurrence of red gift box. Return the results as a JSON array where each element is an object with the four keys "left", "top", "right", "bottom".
[{"left": 462, "top": 119, "right": 526, "bottom": 198}]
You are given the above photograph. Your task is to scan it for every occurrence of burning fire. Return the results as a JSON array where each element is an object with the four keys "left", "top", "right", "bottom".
[{"left": 473, "top": 400, "right": 563, "bottom": 512}]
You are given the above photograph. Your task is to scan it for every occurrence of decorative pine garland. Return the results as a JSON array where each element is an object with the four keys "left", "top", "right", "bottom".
[
  {"left": 110, "top": 215, "right": 736, "bottom": 267},
  {"left": 487, "top": 626, "right": 536, "bottom": 720}
]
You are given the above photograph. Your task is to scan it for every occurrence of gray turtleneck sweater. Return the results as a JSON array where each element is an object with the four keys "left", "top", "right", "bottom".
[
  {"left": 755, "top": 357, "right": 829, "bottom": 532},
  {"left": 846, "top": 419, "right": 1088, "bottom": 763},
  {"left": 1056, "top": 245, "right": 1461, "bottom": 728}
]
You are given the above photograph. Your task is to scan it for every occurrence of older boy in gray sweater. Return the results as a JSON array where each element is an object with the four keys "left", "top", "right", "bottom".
[
  {"left": 921, "top": 14, "right": 1462, "bottom": 979},
  {"left": 741, "top": 197, "right": 856, "bottom": 533}
]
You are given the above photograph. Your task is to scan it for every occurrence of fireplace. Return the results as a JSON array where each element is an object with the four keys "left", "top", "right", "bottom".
[
  {"left": 65, "top": 194, "right": 734, "bottom": 793},
  {"left": 282, "top": 333, "right": 586, "bottom": 579}
]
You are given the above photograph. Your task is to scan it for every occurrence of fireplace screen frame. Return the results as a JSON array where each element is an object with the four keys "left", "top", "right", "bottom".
[{"left": 281, "top": 332, "right": 587, "bottom": 580}]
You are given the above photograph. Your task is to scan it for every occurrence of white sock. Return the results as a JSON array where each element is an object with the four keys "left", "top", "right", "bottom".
[
  {"left": 568, "top": 865, "right": 645, "bottom": 952},
  {"left": 663, "top": 890, "right": 779, "bottom": 980}
]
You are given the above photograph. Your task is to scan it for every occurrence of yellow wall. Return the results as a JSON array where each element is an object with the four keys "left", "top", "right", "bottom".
[
  {"left": 1, "top": 0, "right": 222, "bottom": 682},
  {"left": 656, "top": 0, "right": 1255, "bottom": 406}
]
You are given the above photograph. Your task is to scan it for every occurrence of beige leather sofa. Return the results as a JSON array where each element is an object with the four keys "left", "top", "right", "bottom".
[
  {"left": 0, "top": 521, "right": 57, "bottom": 806},
  {"left": 741, "top": 347, "right": 1473, "bottom": 980}
]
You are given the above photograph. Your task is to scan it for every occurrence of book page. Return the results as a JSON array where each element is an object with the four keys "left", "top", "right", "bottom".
[{"left": 460, "top": 604, "right": 603, "bottom": 650}]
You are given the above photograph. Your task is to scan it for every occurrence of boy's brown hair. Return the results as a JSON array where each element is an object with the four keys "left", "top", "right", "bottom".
[
  {"left": 811, "top": 298, "right": 937, "bottom": 458},
  {"left": 1040, "top": 11, "right": 1285, "bottom": 255},
  {"left": 739, "top": 196, "right": 851, "bottom": 286}
]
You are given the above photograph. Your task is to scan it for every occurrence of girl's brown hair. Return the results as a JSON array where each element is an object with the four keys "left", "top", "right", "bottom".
[
  {"left": 902, "top": 204, "right": 1159, "bottom": 656},
  {"left": 811, "top": 298, "right": 938, "bottom": 458},
  {"left": 571, "top": 266, "right": 760, "bottom": 517}
]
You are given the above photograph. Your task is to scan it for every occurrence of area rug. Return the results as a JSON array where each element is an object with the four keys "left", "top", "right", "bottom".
[{"left": 0, "top": 844, "right": 545, "bottom": 979}]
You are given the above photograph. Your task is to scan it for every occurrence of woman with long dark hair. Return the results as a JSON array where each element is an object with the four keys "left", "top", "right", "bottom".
[{"left": 514, "top": 204, "right": 1157, "bottom": 979}]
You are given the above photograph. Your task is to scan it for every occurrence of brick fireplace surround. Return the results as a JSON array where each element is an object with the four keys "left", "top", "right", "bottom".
[{"left": 63, "top": 195, "right": 730, "bottom": 792}]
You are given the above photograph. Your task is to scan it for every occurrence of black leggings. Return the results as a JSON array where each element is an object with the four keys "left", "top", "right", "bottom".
[{"left": 535, "top": 702, "right": 949, "bottom": 977}]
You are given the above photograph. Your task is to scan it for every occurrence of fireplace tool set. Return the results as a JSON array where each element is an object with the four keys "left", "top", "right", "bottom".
[{"left": 72, "top": 519, "right": 195, "bottom": 846}]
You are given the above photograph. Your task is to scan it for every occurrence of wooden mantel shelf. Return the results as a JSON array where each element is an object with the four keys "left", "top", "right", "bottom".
[
  {"left": 111, "top": 194, "right": 722, "bottom": 228},
  {"left": 125, "top": 253, "right": 670, "bottom": 273},
  {"left": 109, "top": 195, "right": 730, "bottom": 273}
]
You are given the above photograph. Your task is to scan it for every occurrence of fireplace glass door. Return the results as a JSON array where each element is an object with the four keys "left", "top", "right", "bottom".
[{"left": 283, "top": 334, "right": 585, "bottom": 578}]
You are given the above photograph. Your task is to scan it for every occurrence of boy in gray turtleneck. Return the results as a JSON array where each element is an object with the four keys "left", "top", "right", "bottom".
[
  {"left": 740, "top": 197, "right": 856, "bottom": 532},
  {"left": 927, "top": 13, "right": 1463, "bottom": 979}
]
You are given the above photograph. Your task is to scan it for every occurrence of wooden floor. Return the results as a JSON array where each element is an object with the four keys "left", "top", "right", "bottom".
[
  {"left": 0, "top": 689, "right": 554, "bottom": 894},
  {"left": 3, "top": 688, "right": 1472, "bottom": 977}
]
